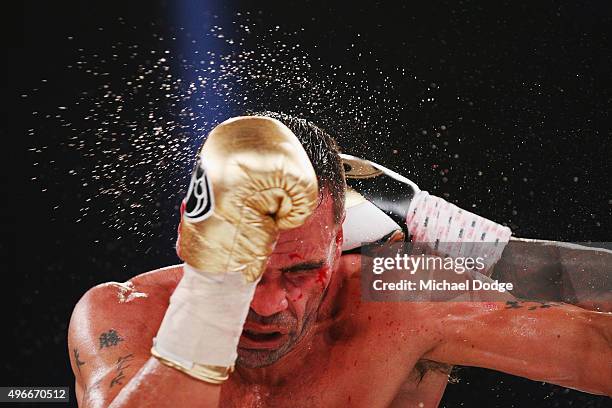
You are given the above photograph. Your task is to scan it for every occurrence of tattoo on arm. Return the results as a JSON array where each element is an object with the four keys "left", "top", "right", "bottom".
[
  {"left": 99, "top": 329, "right": 124, "bottom": 349},
  {"left": 73, "top": 348, "right": 85, "bottom": 374},
  {"left": 82, "top": 378, "right": 103, "bottom": 408},
  {"left": 109, "top": 354, "right": 135, "bottom": 388},
  {"left": 505, "top": 300, "right": 562, "bottom": 310}
]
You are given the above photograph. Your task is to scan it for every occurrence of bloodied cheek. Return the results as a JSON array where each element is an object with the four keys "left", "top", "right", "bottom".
[
  {"left": 285, "top": 266, "right": 331, "bottom": 302},
  {"left": 315, "top": 266, "right": 330, "bottom": 289}
]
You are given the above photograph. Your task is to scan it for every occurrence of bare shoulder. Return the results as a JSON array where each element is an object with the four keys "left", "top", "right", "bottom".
[
  {"left": 67, "top": 265, "right": 184, "bottom": 405},
  {"left": 69, "top": 264, "right": 183, "bottom": 344}
]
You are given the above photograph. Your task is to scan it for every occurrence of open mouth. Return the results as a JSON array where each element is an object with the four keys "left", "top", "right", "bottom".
[
  {"left": 239, "top": 327, "right": 288, "bottom": 350},
  {"left": 242, "top": 329, "right": 283, "bottom": 342}
]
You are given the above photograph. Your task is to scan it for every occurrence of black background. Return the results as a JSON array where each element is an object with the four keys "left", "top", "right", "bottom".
[{"left": 14, "top": 0, "right": 612, "bottom": 406}]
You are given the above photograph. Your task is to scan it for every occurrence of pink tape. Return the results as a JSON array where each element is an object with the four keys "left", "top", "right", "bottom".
[{"left": 406, "top": 191, "right": 512, "bottom": 271}]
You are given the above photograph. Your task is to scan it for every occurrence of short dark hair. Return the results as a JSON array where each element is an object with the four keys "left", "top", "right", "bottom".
[{"left": 253, "top": 111, "right": 346, "bottom": 224}]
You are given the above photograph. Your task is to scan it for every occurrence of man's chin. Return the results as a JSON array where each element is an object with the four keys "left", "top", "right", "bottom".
[
  {"left": 236, "top": 313, "right": 315, "bottom": 368},
  {"left": 236, "top": 347, "right": 285, "bottom": 368},
  {"left": 236, "top": 337, "right": 295, "bottom": 368}
]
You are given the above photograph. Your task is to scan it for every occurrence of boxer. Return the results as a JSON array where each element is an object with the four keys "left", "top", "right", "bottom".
[{"left": 68, "top": 114, "right": 611, "bottom": 407}]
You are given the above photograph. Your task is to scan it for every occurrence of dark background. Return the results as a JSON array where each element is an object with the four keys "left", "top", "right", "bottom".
[{"left": 15, "top": 0, "right": 612, "bottom": 406}]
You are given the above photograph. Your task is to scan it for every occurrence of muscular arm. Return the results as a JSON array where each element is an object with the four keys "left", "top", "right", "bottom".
[
  {"left": 493, "top": 238, "right": 612, "bottom": 311},
  {"left": 424, "top": 300, "right": 612, "bottom": 396},
  {"left": 67, "top": 269, "right": 222, "bottom": 407}
]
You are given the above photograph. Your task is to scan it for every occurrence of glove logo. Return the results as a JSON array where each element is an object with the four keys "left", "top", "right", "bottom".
[{"left": 183, "top": 158, "right": 214, "bottom": 222}]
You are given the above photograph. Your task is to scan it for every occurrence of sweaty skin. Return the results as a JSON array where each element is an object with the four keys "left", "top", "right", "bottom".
[{"left": 68, "top": 198, "right": 612, "bottom": 407}]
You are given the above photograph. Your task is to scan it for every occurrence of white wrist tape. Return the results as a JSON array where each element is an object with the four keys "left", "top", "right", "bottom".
[
  {"left": 406, "top": 191, "right": 512, "bottom": 271},
  {"left": 153, "top": 264, "right": 257, "bottom": 368}
]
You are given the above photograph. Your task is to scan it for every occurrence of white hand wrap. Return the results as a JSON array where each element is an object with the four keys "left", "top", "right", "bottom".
[
  {"left": 153, "top": 264, "right": 257, "bottom": 369},
  {"left": 406, "top": 191, "right": 512, "bottom": 271}
]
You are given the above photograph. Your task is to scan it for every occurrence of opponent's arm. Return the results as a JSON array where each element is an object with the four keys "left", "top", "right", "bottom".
[
  {"left": 341, "top": 155, "right": 610, "bottom": 311},
  {"left": 493, "top": 238, "right": 612, "bottom": 311},
  {"left": 424, "top": 301, "right": 612, "bottom": 395}
]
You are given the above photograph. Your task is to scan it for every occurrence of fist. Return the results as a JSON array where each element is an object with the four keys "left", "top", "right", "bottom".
[{"left": 178, "top": 116, "right": 319, "bottom": 282}]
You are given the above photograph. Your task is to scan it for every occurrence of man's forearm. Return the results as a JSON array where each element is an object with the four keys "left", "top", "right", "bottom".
[
  {"left": 578, "top": 310, "right": 612, "bottom": 395},
  {"left": 493, "top": 238, "right": 611, "bottom": 311},
  {"left": 427, "top": 301, "right": 612, "bottom": 396},
  {"left": 108, "top": 358, "right": 221, "bottom": 408},
  {"left": 556, "top": 242, "right": 612, "bottom": 311}
]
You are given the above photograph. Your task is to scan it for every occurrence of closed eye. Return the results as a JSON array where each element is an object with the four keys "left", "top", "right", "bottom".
[{"left": 281, "top": 260, "right": 325, "bottom": 274}]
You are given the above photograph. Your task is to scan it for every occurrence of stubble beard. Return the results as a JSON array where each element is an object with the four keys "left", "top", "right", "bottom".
[{"left": 236, "top": 305, "right": 318, "bottom": 368}]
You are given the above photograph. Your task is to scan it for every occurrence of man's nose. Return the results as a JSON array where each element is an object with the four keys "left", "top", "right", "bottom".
[{"left": 250, "top": 274, "right": 289, "bottom": 317}]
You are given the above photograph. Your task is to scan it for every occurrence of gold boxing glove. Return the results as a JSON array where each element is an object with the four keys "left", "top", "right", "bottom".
[{"left": 178, "top": 116, "right": 319, "bottom": 282}]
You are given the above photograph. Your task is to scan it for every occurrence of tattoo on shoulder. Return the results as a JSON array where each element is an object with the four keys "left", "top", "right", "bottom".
[
  {"left": 73, "top": 348, "right": 85, "bottom": 373},
  {"left": 99, "top": 329, "right": 124, "bottom": 349},
  {"left": 109, "top": 353, "right": 135, "bottom": 388},
  {"left": 505, "top": 300, "right": 562, "bottom": 310}
]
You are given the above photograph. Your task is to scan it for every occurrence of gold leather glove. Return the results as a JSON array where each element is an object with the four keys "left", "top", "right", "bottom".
[{"left": 178, "top": 116, "right": 319, "bottom": 282}]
